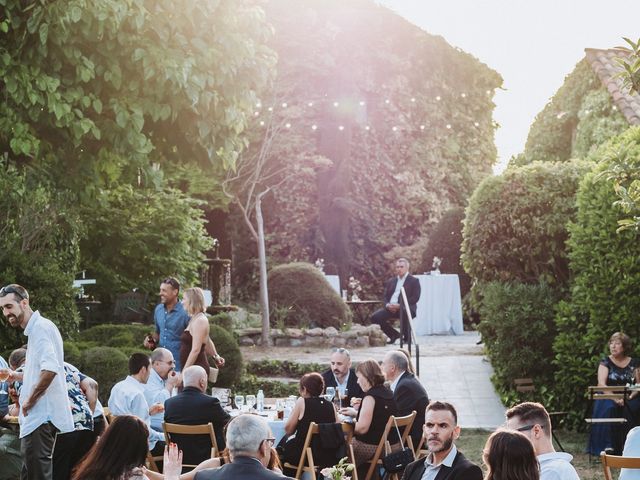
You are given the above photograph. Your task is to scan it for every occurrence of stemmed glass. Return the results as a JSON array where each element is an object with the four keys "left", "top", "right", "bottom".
[
  {"left": 234, "top": 395, "right": 245, "bottom": 411},
  {"left": 246, "top": 395, "right": 256, "bottom": 411},
  {"left": 325, "top": 386, "right": 336, "bottom": 403},
  {"left": 0, "top": 368, "right": 11, "bottom": 395}
]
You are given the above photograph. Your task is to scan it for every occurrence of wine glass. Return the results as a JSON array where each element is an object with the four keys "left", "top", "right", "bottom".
[
  {"left": 0, "top": 368, "right": 11, "bottom": 395},
  {"left": 325, "top": 386, "right": 336, "bottom": 402},
  {"left": 234, "top": 395, "right": 245, "bottom": 411},
  {"left": 246, "top": 395, "right": 256, "bottom": 411}
]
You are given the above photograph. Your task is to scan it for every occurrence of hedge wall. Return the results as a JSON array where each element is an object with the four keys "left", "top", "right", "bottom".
[{"left": 553, "top": 127, "right": 640, "bottom": 425}]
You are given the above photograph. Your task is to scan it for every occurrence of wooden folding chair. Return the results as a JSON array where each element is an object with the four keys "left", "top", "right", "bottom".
[
  {"left": 284, "top": 422, "right": 357, "bottom": 480},
  {"left": 413, "top": 435, "right": 429, "bottom": 459},
  {"left": 102, "top": 407, "right": 113, "bottom": 425},
  {"left": 146, "top": 452, "right": 163, "bottom": 473},
  {"left": 362, "top": 411, "right": 416, "bottom": 480},
  {"left": 162, "top": 422, "right": 219, "bottom": 468},
  {"left": 601, "top": 452, "right": 640, "bottom": 480}
]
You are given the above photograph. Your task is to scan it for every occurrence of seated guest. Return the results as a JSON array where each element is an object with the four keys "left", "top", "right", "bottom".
[
  {"left": 164, "top": 365, "right": 231, "bottom": 467},
  {"left": 280, "top": 372, "right": 338, "bottom": 467},
  {"left": 505, "top": 402, "right": 579, "bottom": 480},
  {"left": 108, "top": 353, "right": 165, "bottom": 455},
  {"left": 321, "top": 348, "right": 363, "bottom": 406},
  {"left": 194, "top": 414, "right": 295, "bottom": 480},
  {"left": 483, "top": 429, "right": 539, "bottom": 480},
  {"left": 588, "top": 332, "right": 640, "bottom": 455},
  {"left": 53, "top": 362, "right": 99, "bottom": 480},
  {"left": 144, "top": 348, "right": 182, "bottom": 432},
  {"left": 0, "top": 354, "right": 21, "bottom": 480},
  {"left": 71, "top": 415, "right": 182, "bottom": 480},
  {"left": 340, "top": 359, "right": 397, "bottom": 470},
  {"left": 620, "top": 426, "right": 640, "bottom": 480},
  {"left": 381, "top": 351, "right": 429, "bottom": 448},
  {"left": 0, "top": 355, "right": 9, "bottom": 419},
  {"left": 403, "top": 401, "right": 482, "bottom": 480}
]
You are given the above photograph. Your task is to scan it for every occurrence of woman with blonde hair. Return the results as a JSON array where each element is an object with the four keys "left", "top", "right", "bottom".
[{"left": 179, "top": 287, "right": 223, "bottom": 374}]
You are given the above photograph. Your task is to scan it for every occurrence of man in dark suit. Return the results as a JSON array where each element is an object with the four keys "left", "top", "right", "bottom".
[
  {"left": 370, "top": 257, "right": 421, "bottom": 344},
  {"left": 381, "top": 351, "right": 429, "bottom": 448},
  {"left": 164, "top": 365, "right": 230, "bottom": 467},
  {"left": 321, "top": 348, "right": 364, "bottom": 405},
  {"left": 401, "top": 401, "right": 482, "bottom": 480},
  {"left": 195, "top": 414, "right": 295, "bottom": 480}
]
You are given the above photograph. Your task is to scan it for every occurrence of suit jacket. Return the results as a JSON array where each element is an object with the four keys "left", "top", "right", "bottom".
[
  {"left": 393, "top": 371, "right": 429, "bottom": 448},
  {"left": 383, "top": 274, "right": 421, "bottom": 318},
  {"left": 194, "top": 455, "right": 295, "bottom": 480},
  {"left": 401, "top": 450, "right": 483, "bottom": 480},
  {"left": 321, "top": 368, "right": 364, "bottom": 403},
  {"left": 164, "top": 387, "right": 231, "bottom": 466}
]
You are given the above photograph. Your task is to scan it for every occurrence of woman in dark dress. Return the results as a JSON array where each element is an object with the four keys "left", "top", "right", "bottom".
[
  {"left": 281, "top": 372, "right": 338, "bottom": 466},
  {"left": 340, "top": 359, "right": 397, "bottom": 469},
  {"left": 588, "top": 331, "right": 640, "bottom": 455}
]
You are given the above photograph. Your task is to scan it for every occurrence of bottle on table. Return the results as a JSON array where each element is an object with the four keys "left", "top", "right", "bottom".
[{"left": 257, "top": 389, "right": 265, "bottom": 412}]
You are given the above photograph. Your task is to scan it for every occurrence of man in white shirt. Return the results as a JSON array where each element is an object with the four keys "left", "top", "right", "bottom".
[
  {"left": 506, "top": 402, "right": 580, "bottom": 480},
  {"left": 620, "top": 426, "right": 640, "bottom": 480},
  {"left": 144, "top": 348, "right": 181, "bottom": 432},
  {"left": 0, "top": 284, "right": 74, "bottom": 480},
  {"left": 108, "top": 353, "right": 165, "bottom": 454}
]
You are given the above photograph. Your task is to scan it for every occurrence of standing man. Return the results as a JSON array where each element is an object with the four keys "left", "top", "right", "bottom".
[
  {"left": 0, "top": 284, "right": 74, "bottom": 480},
  {"left": 505, "top": 402, "right": 580, "bottom": 480},
  {"left": 143, "top": 348, "right": 182, "bottom": 432},
  {"left": 381, "top": 351, "right": 429, "bottom": 448},
  {"left": 402, "top": 401, "right": 482, "bottom": 480},
  {"left": 144, "top": 277, "right": 190, "bottom": 371},
  {"left": 321, "top": 348, "right": 363, "bottom": 406},
  {"left": 370, "top": 258, "right": 421, "bottom": 344}
]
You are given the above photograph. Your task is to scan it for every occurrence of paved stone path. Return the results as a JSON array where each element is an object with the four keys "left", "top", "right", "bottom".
[{"left": 241, "top": 331, "right": 505, "bottom": 429}]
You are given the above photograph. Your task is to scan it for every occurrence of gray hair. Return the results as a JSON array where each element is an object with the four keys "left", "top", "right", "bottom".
[
  {"left": 386, "top": 351, "right": 408, "bottom": 371},
  {"left": 150, "top": 348, "right": 172, "bottom": 363},
  {"left": 182, "top": 365, "right": 207, "bottom": 388},
  {"left": 226, "top": 414, "right": 270, "bottom": 455}
]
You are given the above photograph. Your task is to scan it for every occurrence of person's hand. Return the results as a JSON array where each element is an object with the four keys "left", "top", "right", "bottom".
[
  {"left": 163, "top": 443, "right": 183, "bottom": 479},
  {"left": 339, "top": 407, "right": 357, "bottom": 418},
  {"left": 21, "top": 399, "right": 33, "bottom": 416},
  {"left": 167, "top": 371, "right": 182, "bottom": 389},
  {"left": 213, "top": 355, "right": 225, "bottom": 367},
  {"left": 149, "top": 402, "right": 165, "bottom": 415},
  {"left": 386, "top": 303, "right": 400, "bottom": 313},
  {"left": 350, "top": 397, "right": 362, "bottom": 408},
  {"left": 143, "top": 334, "right": 156, "bottom": 350}
]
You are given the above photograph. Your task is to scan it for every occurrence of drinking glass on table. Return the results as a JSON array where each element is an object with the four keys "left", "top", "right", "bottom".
[
  {"left": 246, "top": 395, "right": 256, "bottom": 411},
  {"left": 335, "top": 388, "right": 348, "bottom": 410},
  {"left": 234, "top": 395, "right": 245, "bottom": 411},
  {"left": 0, "top": 368, "right": 11, "bottom": 395},
  {"left": 325, "top": 386, "right": 336, "bottom": 403}
]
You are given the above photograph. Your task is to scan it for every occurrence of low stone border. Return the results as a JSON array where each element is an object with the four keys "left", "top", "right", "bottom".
[{"left": 236, "top": 324, "right": 387, "bottom": 347}]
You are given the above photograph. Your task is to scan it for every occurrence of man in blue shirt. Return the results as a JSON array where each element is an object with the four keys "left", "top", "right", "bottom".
[{"left": 144, "top": 277, "right": 190, "bottom": 371}]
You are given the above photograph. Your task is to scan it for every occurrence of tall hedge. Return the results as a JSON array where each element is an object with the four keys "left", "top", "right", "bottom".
[
  {"left": 268, "top": 262, "right": 350, "bottom": 329},
  {"left": 462, "top": 160, "right": 591, "bottom": 287},
  {"left": 553, "top": 127, "right": 640, "bottom": 424}
]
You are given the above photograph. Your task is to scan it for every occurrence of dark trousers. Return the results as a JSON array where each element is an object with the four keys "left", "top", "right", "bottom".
[
  {"left": 53, "top": 429, "right": 97, "bottom": 480},
  {"left": 371, "top": 308, "right": 401, "bottom": 341},
  {"left": 20, "top": 422, "right": 57, "bottom": 480}
]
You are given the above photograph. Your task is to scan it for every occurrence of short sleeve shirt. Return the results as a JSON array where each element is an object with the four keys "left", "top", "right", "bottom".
[{"left": 154, "top": 302, "right": 190, "bottom": 371}]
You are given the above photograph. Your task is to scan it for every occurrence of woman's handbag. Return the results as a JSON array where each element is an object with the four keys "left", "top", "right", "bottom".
[{"left": 381, "top": 417, "right": 414, "bottom": 473}]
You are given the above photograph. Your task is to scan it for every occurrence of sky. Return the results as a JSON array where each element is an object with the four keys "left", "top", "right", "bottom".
[{"left": 377, "top": 0, "right": 640, "bottom": 173}]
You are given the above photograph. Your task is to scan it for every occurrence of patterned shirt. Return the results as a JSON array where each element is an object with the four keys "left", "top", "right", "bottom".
[{"left": 64, "top": 363, "right": 93, "bottom": 431}]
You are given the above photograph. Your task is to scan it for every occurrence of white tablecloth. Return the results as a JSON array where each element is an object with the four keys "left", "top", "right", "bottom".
[
  {"left": 324, "top": 275, "right": 341, "bottom": 296},
  {"left": 413, "top": 274, "right": 463, "bottom": 335}
]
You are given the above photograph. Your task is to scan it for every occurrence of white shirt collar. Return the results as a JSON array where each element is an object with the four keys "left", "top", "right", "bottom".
[
  {"left": 390, "top": 370, "right": 406, "bottom": 392},
  {"left": 426, "top": 444, "right": 457, "bottom": 468}
]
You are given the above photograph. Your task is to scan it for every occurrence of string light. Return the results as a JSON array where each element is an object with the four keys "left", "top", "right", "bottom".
[
  {"left": 285, "top": 123, "right": 291, "bottom": 128},
  {"left": 461, "top": 93, "right": 466, "bottom": 98},
  {"left": 474, "top": 122, "right": 479, "bottom": 127},
  {"left": 446, "top": 124, "right": 451, "bottom": 129},
  {"left": 333, "top": 101, "right": 339, "bottom": 107},
  {"left": 338, "top": 125, "right": 345, "bottom": 131},
  {"left": 392, "top": 126, "right": 398, "bottom": 132},
  {"left": 385, "top": 99, "right": 390, "bottom": 104},
  {"left": 365, "top": 125, "right": 370, "bottom": 130},
  {"left": 307, "top": 102, "right": 314, "bottom": 107},
  {"left": 436, "top": 96, "right": 441, "bottom": 101},
  {"left": 259, "top": 120, "right": 265, "bottom": 126},
  {"left": 311, "top": 124, "right": 317, "bottom": 130},
  {"left": 267, "top": 107, "right": 273, "bottom": 112},
  {"left": 256, "top": 102, "right": 262, "bottom": 108},
  {"left": 254, "top": 111, "right": 260, "bottom": 116},
  {"left": 420, "top": 125, "right": 425, "bottom": 130},
  {"left": 410, "top": 97, "right": 416, "bottom": 102},
  {"left": 359, "top": 101, "right": 366, "bottom": 106}
]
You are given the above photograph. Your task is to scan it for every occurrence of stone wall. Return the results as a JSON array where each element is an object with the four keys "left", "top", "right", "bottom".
[{"left": 237, "top": 324, "right": 387, "bottom": 347}]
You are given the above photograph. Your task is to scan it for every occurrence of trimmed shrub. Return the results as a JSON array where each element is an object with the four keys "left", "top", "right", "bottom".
[
  {"left": 234, "top": 374, "right": 299, "bottom": 398},
  {"left": 79, "top": 347, "right": 129, "bottom": 404},
  {"left": 421, "top": 207, "right": 471, "bottom": 298},
  {"left": 462, "top": 160, "right": 590, "bottom": 287},
  {"left": 79, "top": 324, "right": 152, "bottom": 348},
  {"left": 477, "top": 282, "right": 561, "bottom": 407},
  {"left": 209, "top": 312, "right": 233, "bottom": 331},
  {"left": 211, "top": 325, "right": 243, "bottom": 388},
  {"left": 268, "top": 262, "right": 350, "bottom": 329},
  {"left": 553, "top": 127, "right": 640, "bottom": 425},
  {"left": 247, "top": 360, "right": 325, "bottom": 378}
]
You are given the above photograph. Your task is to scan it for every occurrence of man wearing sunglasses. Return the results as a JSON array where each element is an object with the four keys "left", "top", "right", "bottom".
[
  {"left": 0, "top": 284, "right": 74, "bottom": 480},
  {"left": 505, "top": 402, "right": 579, "bottom": 480}
]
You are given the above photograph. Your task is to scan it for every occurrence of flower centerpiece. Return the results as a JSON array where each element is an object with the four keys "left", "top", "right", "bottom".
[
  {"left": 432, "top": 256, "right": 442, "bottom": 274},
  {"left": 314, "top": 258, "right": 325, "bottom": 273},
  {"left": 347, "top": 276, "right": 362, "bottom": 301},
  {"left": 320, "top": 457, "right": 354, "bottom": 480}
]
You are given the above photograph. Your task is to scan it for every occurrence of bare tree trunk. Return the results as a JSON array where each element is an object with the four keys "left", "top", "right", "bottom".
[{"left": 256, "top": 192, "right": 270, "bottom": 345}]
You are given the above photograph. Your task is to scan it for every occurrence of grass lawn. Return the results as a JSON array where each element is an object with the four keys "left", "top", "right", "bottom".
[{"left": 456, "top": 429, "right": 604, "bottom": 480}]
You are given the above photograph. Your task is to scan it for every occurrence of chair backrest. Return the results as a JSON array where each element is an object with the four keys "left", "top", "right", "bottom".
[
  {"left": 211, "top": 387, "right": 231, "bottom": 407},
  {"left": 113, "top": 291, "right": 148, "bottom": 322},
  {"left": 514, "top": 378, "right": 535, "bottom": 393},
  {"left": 601, "top": 453, "right": 640, "bottom": 480},
  {"left": 589, "top": 385, "right": 629, "bottom": 401},
  {"left": 163, "top": 422, "right": 219, "bottom": 467},
  {"left": 103, "top": 407, "right": 113, "bottom": 425},
  {"left": 364, "top": 411, "right": 417, "bottom": 480}
]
